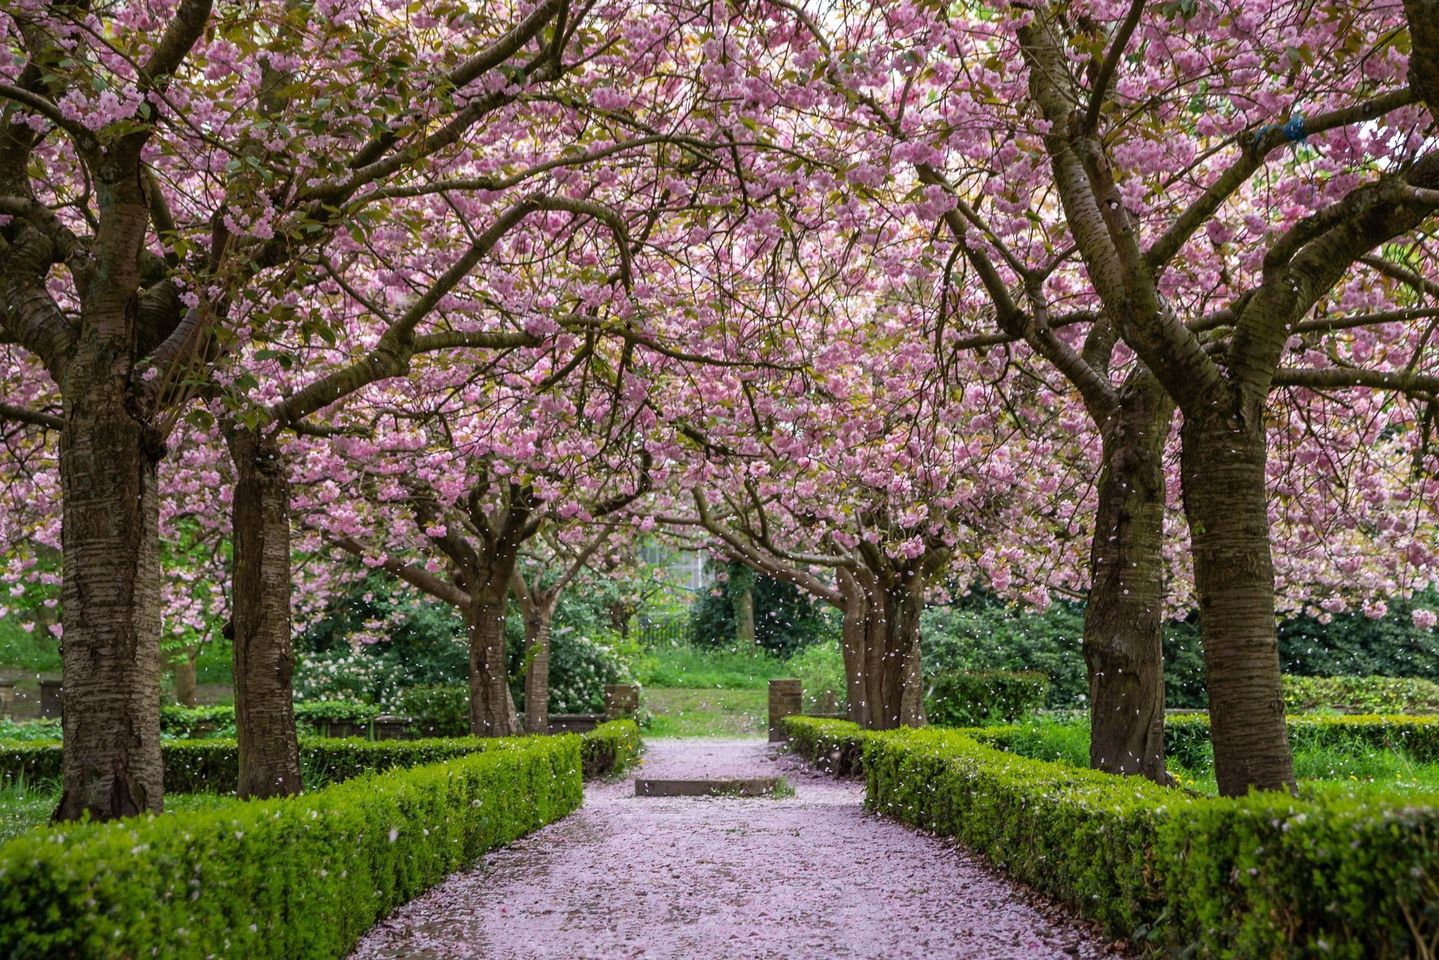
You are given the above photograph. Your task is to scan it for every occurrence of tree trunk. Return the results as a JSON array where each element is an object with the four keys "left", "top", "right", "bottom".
[
  {"left": 836, "top": 569, "right": 868, "bottom": 725},
  {"left": 173, "top": 654, "right": 198, "bottom": 707},
  {"left": 468, "top": 585, "right": 520, "bottom": 737},
  {"left": 608, "top": 599, "right": 634, "bottom": 638},
  {"left": 54, "top": 358, "right": 164, "bottom": 822},
  {"left": 1181, "top": 412, "right": 1296, "bottom": 796},
  {"left": 731, "top": 564, "right": 757, "bottom": 646},
  {"left": 227, "top": 426, "right": 302, "bottom": 799},
  {"left": 853, "top": 567, "right": 926, "bottom": 730},
  {"left": 1405, "top": 0, "right": 1439, "bottom": 123},
  {"left": 1084, "top": 373, "right": 1171, "bottom": 783},
  {"left": 522, "top": 597, "right": 555, "bottom": 734}
]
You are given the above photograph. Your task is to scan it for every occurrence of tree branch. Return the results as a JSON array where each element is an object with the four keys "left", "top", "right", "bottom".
[
  {"left": 0, "top": 402, "right": 63, "bottom": 430},
  {"left": 326, "top": 534, "right": 472, "bottom": 608},
  {"left": 1083, "top": 0, "right": 1145, "bottom": 133}
]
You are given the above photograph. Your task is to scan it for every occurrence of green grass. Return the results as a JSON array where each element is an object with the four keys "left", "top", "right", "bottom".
[
  {"left": 0, "top": 775, "right": 56, "bottom": 844},
  {"left": 640, "top": 687, "right": 767, "bottom": 737},
  {"left": 986, "top": 717, "right": 1439, "bottom": 796},
  {"left": 0, "top": 777, "right": 236, "bottom": 845},
  {"left": 635, "top": 644, "right": 790, "bottom": 690}
]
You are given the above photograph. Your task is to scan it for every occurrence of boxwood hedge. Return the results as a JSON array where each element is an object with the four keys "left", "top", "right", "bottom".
[
  {"left": 580, "top": 719, "right": 642, "bottom": 778},
  {"left": 0, "top": 722, "right": 645, "bottom": 791},
  {"left": 0, "top": 734, "right": 583, "bottom": 959},
  {"left": 782, "top": 717, "right": 1439, "bottom": 958},
  {"left": 158, "top": 702, "right": 384, "bottom": 739}
]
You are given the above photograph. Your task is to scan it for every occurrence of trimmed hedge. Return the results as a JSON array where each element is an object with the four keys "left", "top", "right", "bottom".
[
  {"left": 0, "top": 723, "right": 643, "bottom": 791},
  {"left": 862, "top": 726, "right": 1438, "bottom": 958},
  {"left": 0, "top": 737, "right": 509, "bottom": 792},
  {"left": 783, "top": 715, "right": 872, "bottom": 776},
  {"left": 0, "top": 735, "right": 582, "bottom": 959},
  {"left": 1283, "top": 674, "right": 1439, "bottom": 714},
  {"left": 160, "top": 703, "right": 384, "bottom": 739},
  {"left": 925, "top": 670, "right": 1049, "bottom": 727},
  {"left": 785, "top": 713, "right": 1439, "bottom": 780},
  {"left": 580, "top": 719, "right": 643, "bottom": 778}
]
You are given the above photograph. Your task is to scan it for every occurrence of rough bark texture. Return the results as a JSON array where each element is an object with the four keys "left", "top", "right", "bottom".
[
  {"left": 851, "top": 567, "right": 926, "bottom": 730},
  {"left": 1406, "top": 0, "right": 1439, "bottom": 123},
  {"left": 836, "top": 570, "right": 869, "bottom": 725},
  {"left": 173, "top": 655, "right": 198, "bottom": 707},
  {"left": 469, "top": 583, "right": 520, "bottom": 737},
  {"left": 1182, "top": 413, "right": 1296, "bottom": 796},
  {"left": 54, "top": 355, "right": 164, "bottom": 821},
  {"left": 730, "top": 563, "right": 757, "bottom": 646},
  {"left": 1084, "top": 374, "right": 1172, "bottom": 783},
  {"left": 227, "top": 426, "right": 302, "bottom": 799},
  {"left": 733, "top": 581, "right": 757, "bottom": 647},
  {"left": 521, "top": 596, "right": 556, "bottom": 734}
]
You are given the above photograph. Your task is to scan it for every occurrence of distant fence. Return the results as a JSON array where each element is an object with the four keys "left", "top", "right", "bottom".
[{"left": 637, "top": 612, "right": 695, "bottom": 647}]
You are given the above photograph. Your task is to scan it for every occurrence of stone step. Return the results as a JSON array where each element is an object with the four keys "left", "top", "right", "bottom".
[{"left": 633, "top": 777, "right": 781, "bottom": 798}]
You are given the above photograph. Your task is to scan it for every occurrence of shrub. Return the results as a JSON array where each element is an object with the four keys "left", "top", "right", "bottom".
[
  {"left": 925, "top": 670, "right": 1049, "bottom": 727},
  {"left": 579, "top": 719, "right": 643, "bottom": 778},
  {"left": 292, "top": 701, "right": 384, "bottom": 725},
  {"left": 159, "top": 705, "right": 234, "bottom": 737},
  {"left": 0, "top": 737, "right": 513, "bottom": 792},
  {"left": 2, "top": 723, "right": 640, "bottom": 793},
  {"left": 786, "top": 641, "right": 847, "bottom": 713},
  {"left": 159, "top": 702, "right": 387, "bottom": 740},
  {"left": 514, "top": 628, "right": 638, "bottom": 714},
  {"left": 862, "top": 725, "right": 1439, "bottom": 958},
  {"left": 0, "top": 736, "right": 582, "bottom": 959},
  {"left": 1279, "top": 587, "right": 1439, "bottom": 682},
  {"left": 0, "top": 719, "right": 61, "bottom": 744},
  {"left": 688, "top": 561, "right": 837, "bottom": 657},
  {"left": 292, "top": 647, "right": 390, "bottom": 704},
  {"left": 782, "top": 715, "right": 871, "bottom": 777},
  {"left": 1282, "top": 674, "right": 1439, "bottom": 714},
  {"left": 396, "top": 685, "right": 470, "bottom": 737}
]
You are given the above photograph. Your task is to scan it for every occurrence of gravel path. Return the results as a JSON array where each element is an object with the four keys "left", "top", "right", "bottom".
[{"left": 350, "top": 739, "right": 1124, "bottom": 960}]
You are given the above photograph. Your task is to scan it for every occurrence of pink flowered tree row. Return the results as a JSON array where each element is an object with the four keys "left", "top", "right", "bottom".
[
  {"left": 2, "top": 0, "right": 1438, "bottom": 819},
  {"left": 649, "top": 279, "right": 1096, "bottom": 729},
  {"left": 296, "top": 355, "right": 658, "bottom": 738},
  {"left": 0, "top": 0, "right": 783, "bottom": 815},
  {"left": 733, "top": 0, "right": 1439, "bottom": 793}
]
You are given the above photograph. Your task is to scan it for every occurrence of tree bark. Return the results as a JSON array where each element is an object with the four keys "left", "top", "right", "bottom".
[
  {"left": 173, "top": 654, "right": 198, "bottom": 707},
  {"left": 468, "top": 582, "right": 520, "bottom": 737},
  {"left": 54, "top": 355, "right": 164, "bottom": 822},
  {"left": 836, "top": 569, "right": 868, "bottom": 725},
  {"left": 1181, "top": 412, "right": 1296, "bottom": 796},
  {"left": 1405, "top": 0, "right": 1439, "bottom": 123},
  {"left": 1084, "top": 373, "right": 1172, "bottom": 783},
  {"left": 852, "top": 566, "right": 926, "bottom": 730},
  {"left": 608, "top": 599, "right": 634, "bottom": 638},
  {"left": 521, "top": 596, "right": 556, "bottom": 734},
  {"left": 731, "top": 564, "right": 757, "bottom": 646},
  {"left": 226, "top": 426, "right": 302, "bottom": 799}
]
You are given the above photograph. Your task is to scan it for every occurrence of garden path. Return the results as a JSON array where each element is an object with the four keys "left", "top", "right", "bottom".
[{"left": 349, "top": 738, "right": 1123, "bottom": 960}]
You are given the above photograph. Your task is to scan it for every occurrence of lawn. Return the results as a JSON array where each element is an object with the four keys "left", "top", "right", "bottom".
[
  {"left": 0, "top": 779, "right": 235, "bottom": 844},
  {"left": 641, "top": 687, "right": 768, "bottom": 737},
  {"left": 633, "top": 644, "right": 789, "bottom": 690},
  {"left": 985, "top": 717, "right": 1439, "bottom": 796}
]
